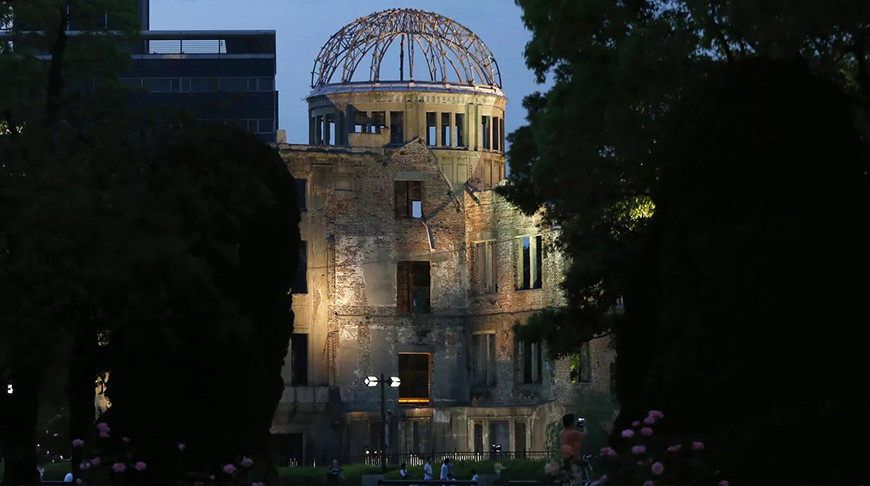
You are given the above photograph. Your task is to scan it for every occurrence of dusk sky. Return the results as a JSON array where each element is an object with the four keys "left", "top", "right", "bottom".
[{"left": 149, "top": 0, "right": 547, "bottom": 145}]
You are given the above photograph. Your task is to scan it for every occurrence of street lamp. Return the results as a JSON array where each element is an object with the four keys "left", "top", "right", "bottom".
[
  {"left": 6, "top": 383, "right": 12, "bottom": 395},
  {"left": 365, "top": 373, "right": 401, "bottom": 472}
]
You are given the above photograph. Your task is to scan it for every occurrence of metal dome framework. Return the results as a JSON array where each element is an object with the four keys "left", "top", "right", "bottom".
[{"left": 311, "top": 9, "right": 502, "bottom": 89}]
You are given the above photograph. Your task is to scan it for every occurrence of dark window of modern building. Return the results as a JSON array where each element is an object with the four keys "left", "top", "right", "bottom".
[
  {"left": 191, "top": 77, "right": 219, "bottom": 92},
  {"left": 396, "top": 261, "right": 430, "bottom": 313},
  {"left": 390, "top": 111, "right": 404, "bottom": 144},
  {"left": 398, "top": 353, "right": 430, "bottom": 403},
  {"left": 521, "top": 340, "right": 542, "bottom": 384},
  {"left": 220, "top": 77, "right": 248, "bottom": 92},
  {"left": 426, "top": 112, "right": 436, "bottom": 146},
  {"left": 441, "top": 113, "right": 452, "bottom": 146},
  {"left": 475, "top": 240, "right": 497, "bottom": 294},
  {"left": 294, "top": 178, "right": 307, "bottom": 212},
  {"left": 290, "top": 333, "right": 308, "bottom": 386},
  {"left": 471, "top": 333, "right": 497, "bottom": 387},
  {"left": 515, "top": 235, "right": 543, "bottom": 290},
  {"left": 455, "top": 113, "right": 465, "bottom": 147},
  {"left": 394, "top": 180, "right": 423, "bottom": 218},
  {"left": 570, "top": 341, "right": 592, "bottom": 383},
  {"left": 481, "top": 115, "right": 491, "bottom": 150},
  {"left": 143, "top": 77, "right": 171, "bottom": 92},
  {"left": 291, "top": 241, "right": 307, "bottom": 294}
]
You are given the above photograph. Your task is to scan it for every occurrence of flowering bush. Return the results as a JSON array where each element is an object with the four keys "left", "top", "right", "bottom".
[
  {"left": 591, "top": 410, "right": 728, "bottom": 486},
  {"left": 71, "top": 422, "right": 267, "bottom": 486}
]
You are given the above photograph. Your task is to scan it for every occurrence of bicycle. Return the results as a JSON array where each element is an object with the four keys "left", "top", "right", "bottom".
[{"left": 541, "top": 454, "right": 597, "bottom": 486}]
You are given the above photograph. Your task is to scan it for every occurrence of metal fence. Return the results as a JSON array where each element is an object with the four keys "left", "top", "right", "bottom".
[{"left": 346, "top": 451, "right": 549, "bottom": 467}]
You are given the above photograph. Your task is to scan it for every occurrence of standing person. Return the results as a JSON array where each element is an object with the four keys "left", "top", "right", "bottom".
[
  {"left": 327, "top": 459, "right": 344, "bottom": 486},
  {"left": 423, "top": 457, "right": 433, "bottom": 480},
  {"left": 400, "top": 463, "right": 409, "bottom": 479},
  {"left": 446, "top": 458, "right": 454, "bottom": 480},
  {"left": 440, "top": 458, "right": 450, "bottom": 483}
]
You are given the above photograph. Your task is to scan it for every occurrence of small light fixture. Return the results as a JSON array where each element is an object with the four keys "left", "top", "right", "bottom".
[
  {"left": 365, "top": 376, "right": 379, "bottom": 387},
  {"left": 389, "top": 376, "right": 401, "bottom": 388},
  {"left": 6, "top": 384, "right": 12, "bottom": 395}
]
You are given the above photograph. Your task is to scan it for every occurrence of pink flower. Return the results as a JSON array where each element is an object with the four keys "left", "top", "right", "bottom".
[
  {"left": 631, "top": 445, "right": 646, "bottom": 454},
  {"left": 76, "top": 479, "right": 83, "bottom": 485},
  {"left": 122, "top": 437, "right": 130, "bottom": 444},
  {"left": 112, "top": 462, "right": 126, "bottom": 473},
  {"left": 72, "top": 439, "right": 84, "bottom": 447},
  {"left": 651, "top": 462, "right": 664, "bottom": 475},
  {"left": 599, "top": 446, "right": 617, "bottom": 457},
  {"left": 643, "top": 416, "right": 656, "bottom": 425},
  {"left": 98, "top": 429, "right": 110, "bottom": 438},
  {"left": 177, "top": 443, "right": 186, "bottom": 452},
  {"left": 666, "top": 444, "right": 682, "bottom": 452},
  {"left": 96, "top": 422, "right": 109, "bottom": 431},
  {"left": 648, "top": 410, "right": 664, "bottom": 419},
  {"left": 89, "top": 457, "right": 101, "bottom": 467},
  {"left": 223, "top": 464, "right": 236, "bottom": 474},
  {"left": 640, "top": 427, "right": 653, "bottom": 436},
  {"left": 718, "top": 481, "right": 729, "bottom": 486},
  {"left": 692, "top": 441, "right": 705, "bottom": 451},
  {"left": 631, "top": 420, "right": 641, "bottom": 427},
  {"left": 240, "top": 457, "right": 254, "bottom": 467},
  {"left": 78, "top": 462, "right": 90, "bottom": 471},
  {"left": 621, "top": 429, "right": 635, "bottom": 438},
  {"left": 134, "top": 462, "right": 147, "bottom": 471},
  {"left": 643, "top": 481, "right": 655, "bottom": 486}
]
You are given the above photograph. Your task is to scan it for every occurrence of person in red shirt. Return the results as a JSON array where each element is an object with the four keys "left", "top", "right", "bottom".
[{"left": 559, "top": 413, "right": 584, "bottom": 469}]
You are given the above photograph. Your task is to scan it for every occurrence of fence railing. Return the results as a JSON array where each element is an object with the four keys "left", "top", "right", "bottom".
[{"left": 345, "top": 451, "right": 549, "bottom": 467}]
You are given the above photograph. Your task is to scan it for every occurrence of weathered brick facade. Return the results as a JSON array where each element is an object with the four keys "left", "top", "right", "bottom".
[{"left": 268, "top": 9, "right": 616, "bottom": 465}]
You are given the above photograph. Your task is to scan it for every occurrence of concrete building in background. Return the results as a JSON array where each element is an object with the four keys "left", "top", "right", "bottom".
[{"left": 271, "top": 9, "right": 615, "bottom": 465}]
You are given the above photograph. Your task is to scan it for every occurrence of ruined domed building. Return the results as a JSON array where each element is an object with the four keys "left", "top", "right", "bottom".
[{"left": 271, "top": 9, "right": 615, "bottom": 464}]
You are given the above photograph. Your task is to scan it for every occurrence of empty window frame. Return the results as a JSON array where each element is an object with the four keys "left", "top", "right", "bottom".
[
  {"left": 481, "top": 116, "right": 491, "bottom": 150},
  {"left": 353, "top": 111, "right": 368, "bottom": 133},
  {"left": 441, "top": 113, "right": 452, "bottom": 147},
  {"left": 521, "top": 340, "right": 543, "bottom": 384},
  {"left": 390, "top": 111, "right": 404, "bottom": 144},
  {"left": 492, "top": 116, "right": 500, "bottom": 152},
  {"left": 398, "top": 353, "right": 430, "bottom": 403},
  {"left": 474, "top": 240, "right": 497, "bottom": 294},
  {"left": 371, "top": 111, "right": 386, "bottom": 134},
  {"left": 515, "top": 421, "right": 528, "bottom": 456},
  {"left": 570, "top": 341, "right": 592, "bottom": 383},
  {"left": 290, "top": 333, "right": 308, "bottom": 386},
  {"left": 471, "top": 332, "right": 497, "bottom": 387},
  {"left": 515, "top": 235, "right": 543, "bottom": 290},
  {"left": 397, "top": 261, "right": 430, "bottom": 313},
  {"left": 455, "top": 114, "right": 466, "bottom": 147},
  {"left": 426, "top": 112, "right": 437, "bottom": 146},
  {"left": 294, "top": 178, "right": 307, "bottom": 212},
  {"left": 394, "top": 180, "right": 423, "bottom": 218},
  {"left": 291, "top": 241, "right": 307, "bottom": 294},
  {"left": 499, "top": 118, "right": 505, "bottom": 153}
]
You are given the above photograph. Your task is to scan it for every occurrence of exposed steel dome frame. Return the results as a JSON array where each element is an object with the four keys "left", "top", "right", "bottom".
[{"left": 311, "top": 9, "right": 502, "bottom": 89}]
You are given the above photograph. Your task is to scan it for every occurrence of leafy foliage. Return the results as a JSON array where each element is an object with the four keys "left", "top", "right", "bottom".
[{"left": 503, "top": 0, "right": 870, "bottom": 483}]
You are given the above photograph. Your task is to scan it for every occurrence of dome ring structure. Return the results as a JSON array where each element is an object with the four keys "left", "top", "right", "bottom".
[{"left": 311, "top": 8, "right": 502, "bottom": 89}]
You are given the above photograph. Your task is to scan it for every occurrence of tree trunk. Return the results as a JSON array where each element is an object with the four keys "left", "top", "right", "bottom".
[{"left": 67, "top": 330, "right": 98, "bottom": 482}]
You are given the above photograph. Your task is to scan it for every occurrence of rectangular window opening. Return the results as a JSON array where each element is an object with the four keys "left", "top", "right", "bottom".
[
  {"left": 426, "top": 112, "right": 437, "bottom": 146},
  {"left": 353, "top": 111, "right": 368, "bottom": 133},
  {"left": 455, "top": 114, "right": 465, "bottom": 147},
  {"left": 398, "top": 353, "right": 430, "bottom": 403},
  {"left": 372, "top": 111, "right": 386, "bottom": 134},
  {"left": 481, "top": 116, "right": 491, "bottom": 150},
  {"left": 294, "top": 178, "right": 307, "bottom": 212},
  {"left": 516, "top": 235, "right": 543, "bottom": 290},
  {"left": 291, "top": 241, "right": 308, "bottom": 294},
  {"left": 394, "top": 180, "right": 423, "bottom": 218},
  {"left": 441, "top": 113, "right": 452, "bottom": 147},
  {"left": 492, "top": 116, "right": 500, "bottom": 152},
  {"left": 570, "top": 342, "right": 592, "bottom": 383},
  {"left": 390, "top": 111, "right": 404, "bottom": 144},
  {"left": 522, "top": 340, "right": 542, "bottom": 384},
  {"left": 397, "top": 261, "right": 430, "bottom": 313},
  {"left": 471, "top": 333, "right": 497, "bottom": 387},
  {"left": 475, "top": 241, "right": 497, "bottom": 294},
  {"left": 291, "top": 333, "right": 308, "bottom": 386}
]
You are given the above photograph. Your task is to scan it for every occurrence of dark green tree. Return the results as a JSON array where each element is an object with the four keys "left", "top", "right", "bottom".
[{"left": 503, "top": 0, "right": 869, "bottom": 483}]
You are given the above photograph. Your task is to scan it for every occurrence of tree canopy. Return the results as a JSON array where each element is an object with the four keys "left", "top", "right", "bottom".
[{"left": 503, "top": 0, "right": 869, "bottom": 483}]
